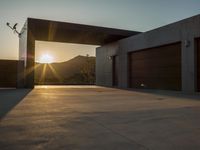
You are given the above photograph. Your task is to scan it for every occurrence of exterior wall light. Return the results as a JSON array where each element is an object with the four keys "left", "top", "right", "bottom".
[
  {"left": 140, "top": 83, "right": 147, "bottom": 88},
  {"left": 184, "top": 40, "right": 190, "bottom": 48},
  {"left": 108, "top": 56, "right": 112, "bottom": 60}
]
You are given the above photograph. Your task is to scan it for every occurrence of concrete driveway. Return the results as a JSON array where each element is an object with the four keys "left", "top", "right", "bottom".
[{"left": 0, "top": 86, "right": 200, "bottom": 150}]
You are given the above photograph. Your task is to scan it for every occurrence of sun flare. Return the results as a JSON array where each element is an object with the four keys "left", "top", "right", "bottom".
[{"left": 39, "top": 54, "right": 54, "bottom": 64}]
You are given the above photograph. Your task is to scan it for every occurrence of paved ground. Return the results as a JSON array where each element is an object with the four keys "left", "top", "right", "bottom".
[{"left": 0, "top": 86, "right": 200, "bottom": 150}]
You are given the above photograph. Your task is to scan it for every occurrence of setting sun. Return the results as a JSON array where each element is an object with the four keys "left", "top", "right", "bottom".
[{"left": 39, "top": 54, "right": 54, "bottom": 64}]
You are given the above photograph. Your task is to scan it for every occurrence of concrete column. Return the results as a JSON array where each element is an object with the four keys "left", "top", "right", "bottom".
[
  {"left": 181, "top": 38, "right": 196, "bottom": 93},
  {"left": 18, "top": 22, "right": 27, "bottom": 88},
  {"left": 25, "top": 33, "right": 35, "bottom": 88},
  {"left": 17, "top": 60, "right": 25, "bottom": 88}
]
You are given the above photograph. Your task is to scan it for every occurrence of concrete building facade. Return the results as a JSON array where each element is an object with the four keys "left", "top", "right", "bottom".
[
  {"left": 96, "top": 14, "right": 200, "bottom": 93},
  {"left": 13, "top": 14, "right": 200, "bottom": 94},
  {"left": 18, "top": 18, "right": 139, "bottom": 88}
]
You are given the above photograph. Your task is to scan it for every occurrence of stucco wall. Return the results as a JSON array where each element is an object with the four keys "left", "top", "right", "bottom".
[
  {"left": 18, "top": 21, "right": 28, "bottom": 88},
  {"left": 96, "top": 42, "right": 119, "bottom": 86},
  {"left": 96, "top": 14, "right": 200, "bottom": 93}
]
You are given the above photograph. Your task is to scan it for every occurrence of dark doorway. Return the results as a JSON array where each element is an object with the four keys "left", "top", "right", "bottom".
[
  {"left": 197, "top": 38, "right": 200, "bottom": 92},
  {"left": 112, "top": 55, "right": 119, "bottom": 87}
]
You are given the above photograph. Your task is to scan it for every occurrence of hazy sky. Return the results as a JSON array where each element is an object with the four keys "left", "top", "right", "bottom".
[
  {"left": 35, "top": 41, "right": 97, "bottom": 62},
  {"left": 0, "top": 0, "right": 199, "bottom": 61}
]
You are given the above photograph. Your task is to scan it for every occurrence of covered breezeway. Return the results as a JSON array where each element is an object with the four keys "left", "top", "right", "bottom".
[{"left": 18, "top": 18, "right": 139, "bottom": 88}]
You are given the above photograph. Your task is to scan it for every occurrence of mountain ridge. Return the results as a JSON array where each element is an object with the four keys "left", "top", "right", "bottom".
[{"left": 35, "top": 55, "right": 95, "bottom": 85}]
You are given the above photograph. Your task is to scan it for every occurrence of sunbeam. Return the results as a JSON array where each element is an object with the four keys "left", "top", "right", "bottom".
[
  {"left": 39, "top": 64, "right": 47, "bottom": 84},
  {"left": 48, "top": 64, "right": 63, "bottom": 83}
]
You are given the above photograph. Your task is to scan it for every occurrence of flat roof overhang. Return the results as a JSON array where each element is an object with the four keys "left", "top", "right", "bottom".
[
  {"left": 19, "top": 18, "right": 141, "bottom": 88},
  {"left": 27, "top": 18, "right": 141, "bottom": 45}
]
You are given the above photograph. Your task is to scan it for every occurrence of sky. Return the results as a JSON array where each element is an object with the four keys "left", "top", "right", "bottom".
[
  {"left": 35, "top": 41, "right": 96, "bottom": 63},
  {"left": 0, "top": 0, "right": 199, "bottom": 62}
]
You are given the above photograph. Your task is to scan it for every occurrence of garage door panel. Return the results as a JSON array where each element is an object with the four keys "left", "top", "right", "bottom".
[
  {"left": 131, "top": 69, "right": 181, "bottom": 78},
  {"left": 131, "top": 44, "right": 181, "bottom": 61},
  {"left": 197, "top": 38, "right": 200, "bottom": 91},
  {"left": 130, "top": 53, "right": 179, "bottom": 61},
  {"left": 131, "top": 61, "right": 181, "bottom": 69},
  {"left": 131, "top": 55, "right": 181, "bottom": 64},
  {"left": 131, "top": 77, "right": 181, "bottom": 90},
  {"left": 131, "top": 77, "right": 181, "bottom": 83},
  {"left": 129, "top": 43, "right": 181, "bottom": 90},
  {"left": 130, "top": 55, "right": 180, "bottom": 63},
  {"left": 130, "top": 66, "right": 181, "bottom": 73}
]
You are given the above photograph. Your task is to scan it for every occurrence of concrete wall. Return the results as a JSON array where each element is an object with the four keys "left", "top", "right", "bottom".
[
  {"left": 96, "top": 14, "right": 200, "bottom": 93},
  {"left": 18, "top": 21, "right": 27, "bottom": 88},
  {"left": 96, "top": 42, "right": 119, "bottom": 86},
  {"left": 19, "top": 19, "right": 36, "bottom": 88},
  {"left": 0, "top": 60, "right": 18, "bottom": 87}
]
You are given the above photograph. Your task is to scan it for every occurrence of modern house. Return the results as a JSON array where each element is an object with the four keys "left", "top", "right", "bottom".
[
  {"left": 1, "top": 14, "right": 200, "bottom": 93},
  {"left": 96, "top": 14, "right": 200, "bottom": 93}
]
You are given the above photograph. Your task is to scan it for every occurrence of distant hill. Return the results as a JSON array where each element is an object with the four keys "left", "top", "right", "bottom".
[{"left": 35, "top": 55, "right": 95, "bottom": 85}]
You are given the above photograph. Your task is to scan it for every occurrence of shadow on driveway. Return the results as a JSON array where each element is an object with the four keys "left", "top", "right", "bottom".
[{"left": 0, "top": 89, "right": 31, "bottom": 120}]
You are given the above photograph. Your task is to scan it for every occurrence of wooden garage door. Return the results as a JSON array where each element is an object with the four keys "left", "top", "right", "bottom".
[
  {"left": 129, "top": 43, "right": 181, "bottom": 90},
  {"left": 197, "top": 39, "right": 200, "bottom": 92}
]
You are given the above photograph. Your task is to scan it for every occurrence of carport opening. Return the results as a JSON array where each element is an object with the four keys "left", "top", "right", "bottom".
[{"left": 34, "top": 41, "right": 98, "bottom": 85}]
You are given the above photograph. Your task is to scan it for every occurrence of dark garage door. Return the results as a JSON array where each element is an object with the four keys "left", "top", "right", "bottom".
[
  {"left": 197, "top": 38, "right": 200, "bottom": 92},
  {"left": 112, "top": 55, "right": 119, "bottom": 86},
  {"left": 129, "top": 43, "right": 181, "bottom": 90}
]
